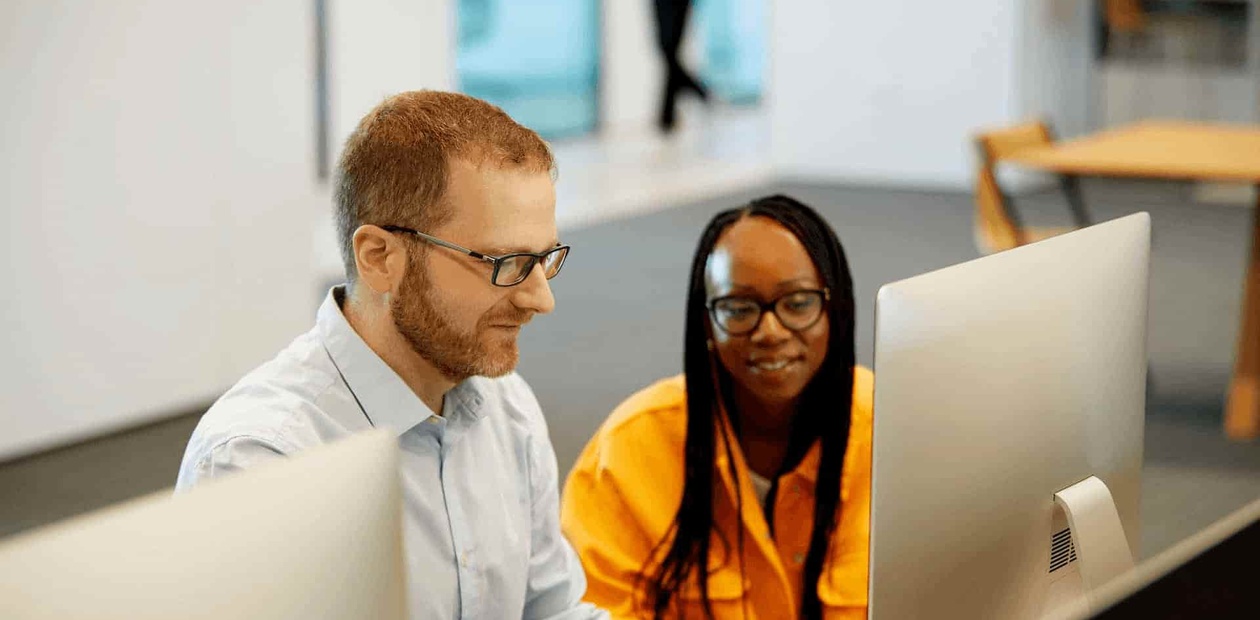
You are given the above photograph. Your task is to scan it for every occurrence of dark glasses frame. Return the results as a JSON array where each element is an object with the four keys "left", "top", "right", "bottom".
[
  {"left": 379, "top": 225, "right": 570, "bottom": 287},
  {"left": 706, "top": 288, "right": 831, "bottom": 336}
]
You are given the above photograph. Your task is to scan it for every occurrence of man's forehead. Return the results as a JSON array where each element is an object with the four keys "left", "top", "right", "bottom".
[
  {"left": 441, "top": 216, "right": 558, "bottom": 254},
  {"left": 437, "top": 216, "right": 558, "bottom": 256},
  {"left": 436, "top": 159, "right": 556, "bottom": 250},
  {"left": 444, "top": 159, "right": 553, "bottom": 204},
  {"left": 446, "top": 156, "right": 552, "bottom": 187}
]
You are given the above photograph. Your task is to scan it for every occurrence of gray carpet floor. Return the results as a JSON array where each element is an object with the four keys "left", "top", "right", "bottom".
[{"left": 3, "top": 178, "right": 1258, "bottom": 561}]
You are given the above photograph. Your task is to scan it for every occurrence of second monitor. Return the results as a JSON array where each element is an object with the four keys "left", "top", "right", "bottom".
[{"left": 869, "top": 213, "right": 1151, "bottom": 619}]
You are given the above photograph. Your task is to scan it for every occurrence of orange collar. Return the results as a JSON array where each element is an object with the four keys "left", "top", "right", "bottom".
[{"left": 712, "top": 410, "right": 854, "bottom": 502}]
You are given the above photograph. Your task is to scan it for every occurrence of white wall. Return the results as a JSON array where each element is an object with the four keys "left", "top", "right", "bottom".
[
  {"left": 600, "top": 0, "right": 666, "bottom": 136},
  {"left": 1016, "top": 0, "right": 1092, "bottom": 139},
  {"left": 770, "top": 0, "right": 1090, "bottom": 189},
  {"left": 314, "top": 0, "right": 453, "bottom": 280},
  {"left": 1094, "top": 2, "right": 1260, "bottom": 128},
  {"left": 1097, "top": 65, "right": 1258, "bottom": 128},
  {"left": 2, "top": 0, "right": 451, "bottom": 461},
  {"left": 1094, "top": 6, "right": 1260, "bottom": 129},
  {"left": 1253, "top": 2, "right": 1260, "bottom": 120},
  {"left": 2, "top": 0, "right": 750, "bottom": 459}
]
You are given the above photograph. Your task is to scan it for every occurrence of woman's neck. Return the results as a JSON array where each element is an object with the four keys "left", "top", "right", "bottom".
[{"left": 731, "top": 386, "right": 798, "bottom": 479}]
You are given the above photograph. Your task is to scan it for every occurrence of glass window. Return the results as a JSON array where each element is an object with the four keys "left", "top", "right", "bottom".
[
  {"left": 456, "top": 0, "right": 601, "bottom": 139},
  {"left": 696, "top": 0, "right": 766, "bottom": 105}
]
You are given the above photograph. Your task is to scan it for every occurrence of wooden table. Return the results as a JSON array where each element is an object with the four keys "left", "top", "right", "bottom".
[{"left": 1005, "top": 120, "right": 1260, "bottom": 440}]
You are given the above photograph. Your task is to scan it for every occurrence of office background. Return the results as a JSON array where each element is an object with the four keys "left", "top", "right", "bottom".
[{"left": 2, "top": 0, "right": 1259, "bottom": 562}]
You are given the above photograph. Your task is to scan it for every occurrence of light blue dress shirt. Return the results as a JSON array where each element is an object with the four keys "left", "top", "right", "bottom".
[{"left": 177, "top": 286, "right": 605, "bottom": 620}]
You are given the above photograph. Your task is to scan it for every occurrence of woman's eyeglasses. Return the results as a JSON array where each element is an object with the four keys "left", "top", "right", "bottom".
[{"left": 706, "top": 289, "right": 830, "bottom": 336}]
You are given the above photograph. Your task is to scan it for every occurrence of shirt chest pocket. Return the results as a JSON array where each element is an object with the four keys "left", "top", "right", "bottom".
[
  {"left": 676, "top": 569, "right": 750, "bottom": 618},
  {"left": 482, "top": 474, "right": 532, "bottom": 552}
]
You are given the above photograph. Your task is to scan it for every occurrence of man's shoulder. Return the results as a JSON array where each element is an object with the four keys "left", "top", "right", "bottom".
[{"left": 185, "top": 330, "right": 344, "bottom": 461}]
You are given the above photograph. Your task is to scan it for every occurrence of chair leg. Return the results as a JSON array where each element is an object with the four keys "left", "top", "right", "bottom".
[
  {"left": 1000, "top": 191, "right": 1028, "bottom": 246},
  {"left": 1059, "top": 174, "right": 1092, "bottom": 228},
  {"left": 1224, "top": 186, "right": 1260, "bottom": 440}
]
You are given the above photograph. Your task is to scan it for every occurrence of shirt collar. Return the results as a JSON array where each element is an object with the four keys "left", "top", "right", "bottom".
[
  {"left": 316, "top": 285, "right": 440, "bottom": 436},
  {"left": 713, "top": 411, "right": 849, "bottom": 502}
]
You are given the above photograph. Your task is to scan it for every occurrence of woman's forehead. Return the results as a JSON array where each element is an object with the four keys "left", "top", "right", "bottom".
[{"left": 706, "top": 217, "right": 820, "bottom": 292}]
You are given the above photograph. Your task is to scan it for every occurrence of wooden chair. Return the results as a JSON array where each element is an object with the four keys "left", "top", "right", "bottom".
[
  {"left": 1104, "top": 0, "right": 1147, "bottom": 33},
  {"left": 1099, "top": 0, "right": 1149, "bottom": 58},
  {"left": 972, "top": 120, "right": 1088, "bottom": 255}
]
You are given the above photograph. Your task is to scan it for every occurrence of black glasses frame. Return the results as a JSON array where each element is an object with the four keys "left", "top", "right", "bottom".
[
  {"left": 706, "top": 288, "right": 831, "bottom": 336},
  {"left": 380, "top": 225, "right": 570, "bottom": 287}
]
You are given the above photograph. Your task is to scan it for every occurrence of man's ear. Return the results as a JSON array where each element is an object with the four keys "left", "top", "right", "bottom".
[{"left": 352, "top": 225, "right": 408, "bottom": 294}]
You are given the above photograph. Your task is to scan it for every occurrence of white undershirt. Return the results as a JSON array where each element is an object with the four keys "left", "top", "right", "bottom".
[{"left": 749, "top": 470, "right": 773, "bottom": 510}]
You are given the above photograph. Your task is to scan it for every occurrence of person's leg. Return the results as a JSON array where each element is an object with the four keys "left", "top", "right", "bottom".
[
  {"left": 654, "top": 0, "right": 684, "bottom": 131},
  {"left": 653, "top": 0, "right": 707, "bottom": 132}
]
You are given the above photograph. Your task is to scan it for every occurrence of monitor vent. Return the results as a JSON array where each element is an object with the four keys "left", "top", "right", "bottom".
[{"left": 1050, "top": 527, "right": 1079, "bottom": 573}]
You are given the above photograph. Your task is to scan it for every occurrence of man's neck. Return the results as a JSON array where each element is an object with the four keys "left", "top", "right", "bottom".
[{"left": 342, "top": 291, "right": 454, "bottom": 415}]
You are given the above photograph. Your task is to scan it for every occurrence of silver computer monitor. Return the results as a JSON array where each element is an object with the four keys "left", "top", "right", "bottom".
[
  {"left": 0, "top": 430, "right": 406, "bottom": 620},
  {"left": 869, "top": 213, "right": 1151, "bottom": 619}
]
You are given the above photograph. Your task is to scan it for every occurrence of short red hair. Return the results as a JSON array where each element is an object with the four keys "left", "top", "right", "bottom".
[{"left": 333, "top": 90, "right": 554, "bottom": 279}]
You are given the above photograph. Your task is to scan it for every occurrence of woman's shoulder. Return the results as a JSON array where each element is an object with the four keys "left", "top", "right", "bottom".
[
  {"left": 600, "top": 374, "right": 689, "bottom": 439},
  {"left": 850, "top": 364, "right": 875, "bottom": 429},
  {"left": 854, "top": 363, "right": 873, "bottom": 386},
  {"left": 852, "top": 364, "right": 873, "bottom": 399},
  {"left": 575, "top": 375, "right": 690, "bottom": 474}
]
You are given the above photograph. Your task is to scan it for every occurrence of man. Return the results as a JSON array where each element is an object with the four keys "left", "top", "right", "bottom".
[{"left": 177, "top": 91, "right": 605, "bottom": 619}]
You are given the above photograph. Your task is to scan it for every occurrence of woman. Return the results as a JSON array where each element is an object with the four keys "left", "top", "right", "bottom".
[{"left": 562, "top": 195, "right": 872, "bottom": 619}]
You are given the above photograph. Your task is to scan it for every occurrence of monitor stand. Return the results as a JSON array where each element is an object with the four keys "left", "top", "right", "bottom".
[{"left": 1043, "top": 476, "right": 1135, "bottom": 618}]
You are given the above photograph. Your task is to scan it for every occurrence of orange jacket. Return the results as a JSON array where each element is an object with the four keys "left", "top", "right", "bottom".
[{"left": 561, "top": 367, "right": 873, "bottom": 619}]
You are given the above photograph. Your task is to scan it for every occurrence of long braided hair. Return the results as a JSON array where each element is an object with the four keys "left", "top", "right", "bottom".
[{"left": 644, "top": 195, "right": 857, "bottom": 619}]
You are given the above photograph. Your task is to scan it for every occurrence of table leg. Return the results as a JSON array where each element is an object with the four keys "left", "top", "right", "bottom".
[
  {"left": 1059, "top": 174, "right": 1092, "bottom": 228},
  {"left": 1224, "top": 186, "right": 1260, "bottom": 440}
]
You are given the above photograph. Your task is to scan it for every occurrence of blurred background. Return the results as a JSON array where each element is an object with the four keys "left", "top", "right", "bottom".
[{"left": 2, "top": 0, "right": 1258, "bottom": 561}]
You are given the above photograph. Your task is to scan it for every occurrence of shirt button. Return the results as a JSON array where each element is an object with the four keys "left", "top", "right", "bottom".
[
  {"left": 793, "top": 552, "right": 805, "bottom": 565},
  {"left": 426, "top": 416, "right": 441, "bottom": 425}
]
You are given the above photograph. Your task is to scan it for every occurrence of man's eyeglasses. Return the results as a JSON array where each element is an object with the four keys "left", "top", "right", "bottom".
[
  {"left": 380, "top": 225, "right": 570, "bottom": 287},
  {"left": 706, "top": 289, "right": 830, "bottom": 336}
]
